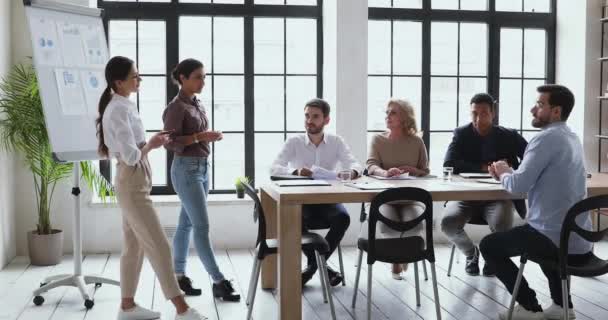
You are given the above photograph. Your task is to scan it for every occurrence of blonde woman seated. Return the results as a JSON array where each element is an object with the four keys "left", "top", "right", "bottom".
[{"left": 366, "top": 98, "right": 430, "bottom": 280}]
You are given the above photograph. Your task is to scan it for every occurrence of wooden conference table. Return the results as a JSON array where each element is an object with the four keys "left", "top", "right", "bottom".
[{"left": 258, "top": 174, "right": 608, "bottom": 320}]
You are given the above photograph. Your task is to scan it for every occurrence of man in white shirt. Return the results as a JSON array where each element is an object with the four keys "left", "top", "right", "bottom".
[{"left": 270, "top": 98, "right": 363, "bottom": 287}]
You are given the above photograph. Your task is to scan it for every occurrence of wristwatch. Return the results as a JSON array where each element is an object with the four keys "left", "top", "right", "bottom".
[{"left": 193, "top": 133, "right": 199, "bottom": 144}]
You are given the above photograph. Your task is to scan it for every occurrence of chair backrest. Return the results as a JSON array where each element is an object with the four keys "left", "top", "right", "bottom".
[
  {"left": 367, "top": 187, "right": 434, "bottom": 263},
  {"left": 559, "top": 195, "right": 608, "bottom": 275},
  {"left": 242, "top": 182, "right": 269, "bottom": 255}
]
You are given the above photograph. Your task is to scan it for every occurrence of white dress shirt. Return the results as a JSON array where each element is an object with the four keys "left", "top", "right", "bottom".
[
  {"left": 270, "top": 133, "right": 363, "bottom": 176},
  {"left": 102, "top": 94, "right": 146, "bottom": 166}
]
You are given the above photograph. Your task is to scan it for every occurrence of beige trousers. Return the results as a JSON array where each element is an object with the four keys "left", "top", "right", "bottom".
[{"left": 115, "top": 157, "right": 182, "bottom": 300}]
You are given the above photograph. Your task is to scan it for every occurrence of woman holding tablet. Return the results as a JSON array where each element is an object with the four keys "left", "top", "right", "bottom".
[{"left": 97, "top": 56, "right": 206, "bottom": 320}]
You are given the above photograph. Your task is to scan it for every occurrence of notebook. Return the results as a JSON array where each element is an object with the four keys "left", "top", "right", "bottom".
[
  {"left": 274, "top": 180, "right": 331, "bottom": 187},
  {"left": 460, "top": 172, "right": 493, "bottom": 179},
  {"left": 270, "top": 175, "right": 313, "bottom": 181},
  {"left": 369, "top": 173, "right": 415, "bottom": 180}
]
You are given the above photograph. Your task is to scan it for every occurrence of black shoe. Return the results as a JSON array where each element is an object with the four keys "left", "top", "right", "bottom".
[
  {"left": 465, "top": 247, "right": 480, "bottom": 276},
  {"left": 482, "top": 261, "right": 496, "bottom": 277},
  {"left": 302, "top": 265, "right": 318, "bottom": 287},
  {"left": 212, "top": 280, "right": 241, "bottom": 302},
  {"left": 178, "top": 275, "right": 202, "bottom": 296},
  {"left": 326, "top": 266, "right": 344, "bottom": 287}
]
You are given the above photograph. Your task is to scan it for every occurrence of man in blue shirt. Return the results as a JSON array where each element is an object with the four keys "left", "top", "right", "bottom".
[
  {"left": 481, "top": 84, "right": 593, "bottom": 320},
  {"left": 442, "top": 93, "right": 528, "bottom": 277}
]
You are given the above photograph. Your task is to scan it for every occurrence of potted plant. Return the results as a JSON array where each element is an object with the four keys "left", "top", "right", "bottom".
[
  {"left": 235, "top": 176, "right": 251, "bottom": 199},
  {"left": 0, "top": 64, "right": 113, "bottom": 266}
]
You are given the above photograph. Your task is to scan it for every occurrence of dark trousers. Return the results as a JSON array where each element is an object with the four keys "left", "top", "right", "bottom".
[
  {"left": 480, "top": 224, "right": 592, "bottom": 311},
  {"left": 302, "top": 204, "right": 350, "bottom": 268}
]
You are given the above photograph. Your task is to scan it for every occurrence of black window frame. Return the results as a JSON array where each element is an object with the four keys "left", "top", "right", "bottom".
[
  {"left": 368, "top": 0, "right": 556, "bottom": 157},
  {"left": 98, "top": 0, "right": 324, "bottom": 195}
]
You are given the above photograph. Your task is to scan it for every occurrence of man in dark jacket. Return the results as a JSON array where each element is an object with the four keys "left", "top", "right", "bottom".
[{"left": 441, "top": 93, "right": 528, "bottom": 277}]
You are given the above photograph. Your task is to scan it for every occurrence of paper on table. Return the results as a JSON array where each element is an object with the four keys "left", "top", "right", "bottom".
[
  {"left": 311, "top": 165, "right": 337, "bottom": 180},
  {"left": 344, "top": 181, "right": 392, "bottom": 190},
  {"left": 370, "top": 173, "right": 415, "bottom": 180}
]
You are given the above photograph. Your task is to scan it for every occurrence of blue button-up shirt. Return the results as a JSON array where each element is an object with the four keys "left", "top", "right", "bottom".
[{"left": 500, "top": 122, "right": 592, "bottom": 254}]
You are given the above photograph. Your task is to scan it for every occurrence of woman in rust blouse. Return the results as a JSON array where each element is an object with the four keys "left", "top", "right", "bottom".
[{"left": 163, "top": 59, "right": 239, "bottom": 302}]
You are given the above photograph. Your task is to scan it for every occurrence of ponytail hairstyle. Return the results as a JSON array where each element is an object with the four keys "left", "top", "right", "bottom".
[
  {"left": 171, "top": 58, "right": 204, "bottom": 86},
  {"left": 96, "top": 56, "right": 135, "bottom": 157}
]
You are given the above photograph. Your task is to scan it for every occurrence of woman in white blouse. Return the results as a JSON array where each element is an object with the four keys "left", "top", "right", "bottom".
[{"left": 96, "top": 56, "right": 206, "bottom": 320}]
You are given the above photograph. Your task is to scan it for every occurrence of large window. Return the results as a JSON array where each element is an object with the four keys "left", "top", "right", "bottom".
[
  {"left": 368, "top": 0, "right": 555, "bottom": 175},
  {"left": 99, "top": 0, "right": 323, "bottom": 194}
]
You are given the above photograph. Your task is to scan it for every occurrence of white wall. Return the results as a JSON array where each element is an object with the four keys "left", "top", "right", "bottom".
[{"left": 0, "top": 0, "right": 16, "bottom": 268}]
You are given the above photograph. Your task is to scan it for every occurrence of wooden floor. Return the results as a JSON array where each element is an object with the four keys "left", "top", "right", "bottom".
[{"left": 2, "top": 243, "right": 608, "bottom": 320}]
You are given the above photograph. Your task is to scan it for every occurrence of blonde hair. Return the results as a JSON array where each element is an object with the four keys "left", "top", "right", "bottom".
[{"left": 387, "top": 98, "right": 419, "bottom": 136}]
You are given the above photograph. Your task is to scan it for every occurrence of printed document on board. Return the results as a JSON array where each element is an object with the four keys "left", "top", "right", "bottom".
[
  {"left": 55, "top": 69, "right": 86, "bottom": 116},
  {"left": 81, "top": 70, "right": 106, "bottom": 115},
  {"left": 57, "top": 22, "right": 86, "bottom": 67},
  {"left": 30, "top": 17, "right": 62, "bottom": 66}
]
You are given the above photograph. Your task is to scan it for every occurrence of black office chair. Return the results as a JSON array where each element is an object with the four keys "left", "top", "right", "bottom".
[
  {"left": 242, "top": 182, "right": 336, "bottom": 320},
  {"left": 446, "top": 201, "right": 527, "bottom": 277},
  {"left": 507, "top": 195, "right": 608, "bottom": 320},
  {"left": 352, "top": 187, "right": 442, "bottom": 320},
  {"left": 359, "top": 202, "right": 429, "bottom": 280}
]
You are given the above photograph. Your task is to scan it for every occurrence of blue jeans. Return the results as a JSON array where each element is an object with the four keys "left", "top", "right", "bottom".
[{"left": 171, "top": 156, "right": 224, "bottom": 282}]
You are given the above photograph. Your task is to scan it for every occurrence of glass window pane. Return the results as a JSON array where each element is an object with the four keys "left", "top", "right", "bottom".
[
  {"left": 286, "top": 76, "right": 316, "bottom": 131},
  {"left": 139, "top": 76, "right": 166, "bottom": 130},
  {"left": 214, "top": 17, "right": 244, "bottom": 74},
  {"left": 430, "top": 77, "right": 457, "bottom": 130},
  {"left": 180, "top": 0, "right": 211, "bottom": 2},
  {"left": 460, "top": 0, "right": 487, "bottom": 10},
  {"left": 368, "top": 20, "right": 391, "bottom": 75},
  {"left": 368, "top": 76, "right": 391, "bottom": 130},
  {"left": 500, "top": 28, "right": 523, "bottom": 77},
  {"left": 393, "top": 21, "right": 422, "bottom": 75},
  {"left": 499, "top": 79, "right": 522, "bottom": 130},
  {"left": 141, "top": 0, "right": 170, "bottom": 2},
  {"left": 368, "top": 0, "right": 391, "bottom": 7},
  {"left": 522, "top": 131, "right": 539, "bottom": 142},
  {"left": 460, "top": 23, "right": 487, "bottom": 76},
  {"left": 109, "top": 20, "right": 136, "bottom": 63},
  {"left": 255, "top": 133, "right": 285, "bottom": 186},
  {"left": 179, "top": 17, "right": 212, "bottom": 72},
  {"left": 429, "top": 133, "right": 452, "bottom": 176},
  {"left": 524, "top": 29, "right": 546, "bottom": 78},
  {"left": 213, "top": 133, "right": 244, "bottom": 190},
  {"left": 213, "top": 0, "right": 244, "bottom": 3},
  {"left": 392, "top": 77, "right": 422, "bottom": 130},
  {"left": 213, "top": 76, "right": 244, "bottom": 131},
  {"left": 524, "top": 0, "right": 550, "bottom": 13},
  {"left": 522, "top": 79, "right": 545, "bottom": 130},
  {"left": 200, "top": 76, "right": 213, "bottom": 129},
  {"left": 255, "top": 18, "right": 284, "bottom": 74},
  {"left": 286, "top": 18, "right": 316, "bottom": 74},
  {"left": 145, "top": 132, "right": 167, "bottom": 186},
  {"left": 432, "top": 0, "right": 458, "bottom": 10},
  {"left": 138, "top": 21, "right": 165, "bottom": 74},
  {"left": 393, "top": 0, "right": 422, "bottom": 8},
  {"left": 458, "top": 77, "right": 487, "bottom": 126},
  {"left": 496, "top": 0, "right": 522, "bottom": 11},
  {"left": 431, "top": 22, "right": 458, "bottom": 75},
  {"left": 287, "top": 0, "right": 316, "bottom": 5},
  {"left": 255, "top": 76, "right": 284, "bottom": 131}
]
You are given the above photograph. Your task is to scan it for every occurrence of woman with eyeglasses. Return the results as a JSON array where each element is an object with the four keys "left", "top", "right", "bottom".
[
  {"left": 97, "top": 56, "right": 206, "bottom": 320},
  {"left": 162, "top": 58, "right": 240, "bottom": 302}
]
